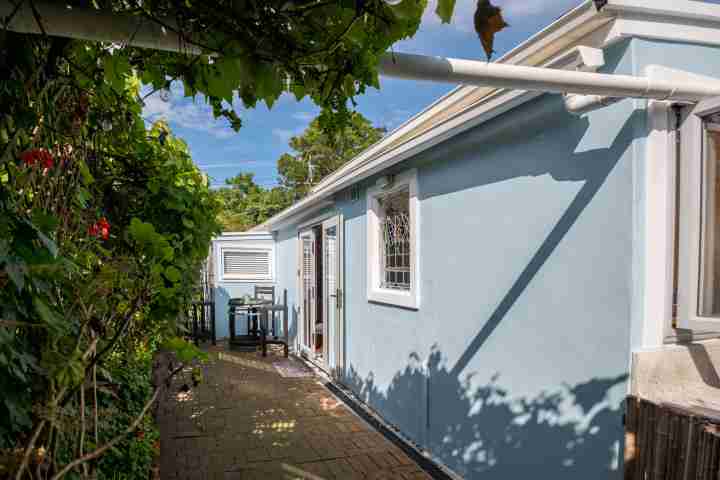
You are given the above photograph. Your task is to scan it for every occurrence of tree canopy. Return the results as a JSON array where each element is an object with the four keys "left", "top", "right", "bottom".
[
  {"left": 215, "top": 111, "right": 384, "bottom": 231},
  {"left": 278, "top": 112, "right": 386, "bottom": 197}
]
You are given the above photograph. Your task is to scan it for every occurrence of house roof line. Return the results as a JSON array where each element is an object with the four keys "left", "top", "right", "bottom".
[
  {"left": 253, "top": 0, "right": 605, "bottom": 231},
  {"left": 254, "top": 0, "right": 720, "bottom": 233}
]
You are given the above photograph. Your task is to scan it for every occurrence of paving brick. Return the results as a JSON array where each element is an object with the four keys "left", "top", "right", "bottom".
[{"left": 158, "top": 347, "right": 426, "bottom": 480}]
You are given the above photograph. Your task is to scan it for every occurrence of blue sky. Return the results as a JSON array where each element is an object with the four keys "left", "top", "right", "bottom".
[{"left": 142, "top": 0, "right": 584, "bottom": 189}]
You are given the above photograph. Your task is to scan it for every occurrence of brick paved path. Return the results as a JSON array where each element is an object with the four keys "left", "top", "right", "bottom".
[{"left": 157, "top": 348, "right": 432, "bottom": 480}]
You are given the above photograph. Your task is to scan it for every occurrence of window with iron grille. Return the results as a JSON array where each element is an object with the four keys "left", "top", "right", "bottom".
[
  {"left": 379, "top": 189, "right": 411, "bottom": 290},
  {"left": 366, "top": 169, "right": 418, "bottom": 309}
]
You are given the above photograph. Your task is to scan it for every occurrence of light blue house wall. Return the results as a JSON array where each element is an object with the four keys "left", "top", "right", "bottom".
[
  {"left": 243, "top": 36, "right": 720, "bottom": 480},
  {"left": 212, "top": 233, "right": 276, "bottom": 339},
  {"left": 213, "top": 282, "right": 257, "bottom": 339}
]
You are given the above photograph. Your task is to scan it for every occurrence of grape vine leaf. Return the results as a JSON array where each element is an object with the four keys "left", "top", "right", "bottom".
[{"left": 436, "top": 0, "right": 457, "bottom": 23}]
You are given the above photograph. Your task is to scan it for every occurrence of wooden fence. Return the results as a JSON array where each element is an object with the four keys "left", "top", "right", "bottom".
[{"left": 625, "top": 396, "right": 720, "bottom": 480}]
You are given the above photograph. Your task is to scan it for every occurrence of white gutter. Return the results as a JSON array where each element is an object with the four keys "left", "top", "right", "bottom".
[{"left": 379, "top": 53, "right": 720, "bottom": 103}]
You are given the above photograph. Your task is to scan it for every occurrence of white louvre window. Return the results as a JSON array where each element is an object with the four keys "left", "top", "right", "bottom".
[
  {"left": 222, "top": 250, "right": 271, "bottom": 279},
  {"left": 379, "top": 189, "right": 411, "bottom": 290}
]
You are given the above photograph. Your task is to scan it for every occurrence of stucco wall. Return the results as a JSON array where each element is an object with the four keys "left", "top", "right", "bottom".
[
  {"left": 213, "top": 283, "right": 259, "bottom": 339},
  {"left": 212, "top": 233, "right": 275, "bottom": 339},
  {"left": 275, "top": 227, "right": 300, "bottom": 347},
  {"left": 329, "top": 40, "right": 638, "bottom": 480}
]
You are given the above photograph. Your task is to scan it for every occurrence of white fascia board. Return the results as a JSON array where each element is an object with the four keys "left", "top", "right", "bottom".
[
  {"left": 602, "top": 0, "right": 720, "bottom": 24},
  {"left": 610, "top": 13, "right": 720, "bottom": 49}
]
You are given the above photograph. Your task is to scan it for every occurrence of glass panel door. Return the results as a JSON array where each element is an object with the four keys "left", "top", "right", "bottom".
[
  {"left": 323, "top": 220, "right": 337, "bottom": 369},
  {"left": 300, "top": 230, "right": 316, "bottom": 355}
]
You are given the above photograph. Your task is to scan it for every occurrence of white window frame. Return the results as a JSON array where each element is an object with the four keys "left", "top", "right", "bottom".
[
  {"left": 366, "top": 168, "right": 420, "bottom": 309},
  {"left": 217, "top": 243, "right": 275, "bottom": 283},
  {"left": 676, "top": 98, "right": 720, "bottom": 335},
  {"left": 641, "top": 99, "right": 720, "bottom": 348}
]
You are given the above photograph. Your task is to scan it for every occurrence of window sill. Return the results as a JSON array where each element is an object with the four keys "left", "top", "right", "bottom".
[
  {"left": 367, "top": 288, "right": 419, "bottom": 310},
  {"left": 218, "top": 277, "right": 274, "bottom": 283}
]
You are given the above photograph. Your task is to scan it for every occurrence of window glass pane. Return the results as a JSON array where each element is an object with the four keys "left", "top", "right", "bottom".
[
  {"left": 379, "top": 189, "right": 411, "bottom": 290},
  {"left": 699, "top": 126, "right": 720, "bottom": 316}
]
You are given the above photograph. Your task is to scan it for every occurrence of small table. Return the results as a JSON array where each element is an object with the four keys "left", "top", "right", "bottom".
[
  {"left": 228, "top": 298, "right": 288, "bottom": 357},
  {"left": 254, "top": 303, "right": 289, "bottom": 357},
  {"left": 228, "top": 298, "right": 271, "bottom": 351}
]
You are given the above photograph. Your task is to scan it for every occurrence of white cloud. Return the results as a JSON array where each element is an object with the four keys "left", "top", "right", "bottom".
[
  {"left": 496, "top": 0, "right": 581, "bottom": 18},
  {"left": 291, "top": 111, "right": 315, "bottom": 122},
  {"left": 421, "top": 0, "right": 582, "bottom": 33},
  {"left": 143, "top": 90, "right": 237, "bottom": 139},
  {"left": 272, "top": 126, "right": 305, "bottom": 143},
  {"left": 378, "top": 108, "right": 414, "bottom": 130}
]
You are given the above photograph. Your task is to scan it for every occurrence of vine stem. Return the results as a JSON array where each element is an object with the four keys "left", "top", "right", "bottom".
[
  {"left": 79, "top": 381, "right": 87, "bottom": 478},
  {"left": 49, "top": 364, "right": 184, "bottom": 480},
  {"left": 15, "top": 331, "right": 99, "bottom": 479},
  {"left": 14, "top": 420, "right": 47, "bottom": 480}
]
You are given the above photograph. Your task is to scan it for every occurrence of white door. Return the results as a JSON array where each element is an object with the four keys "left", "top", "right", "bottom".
[
  {"left": 299, "top": 229, "right": 316, "bottom": 357},
  {"left": 322, "top": 215, "right": 344, "bottom": 378}
]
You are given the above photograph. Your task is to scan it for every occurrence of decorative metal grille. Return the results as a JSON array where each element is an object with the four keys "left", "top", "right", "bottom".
[{"left": 379, "top": 189, "right": 411, "bottom": 290}]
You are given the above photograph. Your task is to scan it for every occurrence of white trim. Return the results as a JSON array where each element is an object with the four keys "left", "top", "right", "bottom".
[
  {"left": 602, "top": 0, "right": 720, "bottom": 23},
  {"left": 640, "top": 101, "right": 677, "bottom": 348},
  {"left": 212, "top": 238, "right": 275, "bottom": 284},
  {"left": 296, "top": 210, "right": 337, "bottom": 231},
  {"left": 674, "top": 101, "right": 720, "bottom": 333},
  {"left": 366, "top": 169, "right": 420, "bottom": 310}
]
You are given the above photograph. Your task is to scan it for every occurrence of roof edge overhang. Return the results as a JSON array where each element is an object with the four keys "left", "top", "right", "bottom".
[
  {"left": 256, "top": 0, "right": 606, "bottom": 231},
  {"left": 259, "top": 0, "right": 720, "bottom": 233}
]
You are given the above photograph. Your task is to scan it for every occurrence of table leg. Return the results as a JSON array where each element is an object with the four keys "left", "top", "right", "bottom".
[
  {"left": 261, "top": 309, "right": 268, "bottom": 357},
  {"left": 229, "top": 307, "right": 235, "bottom": 345},
  {"left": 283, "top": 305, "right": 288, "bottom": 358}
]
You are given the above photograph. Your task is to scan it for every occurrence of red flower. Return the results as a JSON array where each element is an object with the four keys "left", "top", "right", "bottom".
[
  {"left": 88, "top": 217, "right": 110, "bottom": 240},
  {"left": 136, "top": 430, "right": 145, "bottom": 440},
  {"left": 20, "top": 148, "right": 54, "bottom": 169},
  {"left": 97, "top": 217, "right": 110, "bottom": 240}
]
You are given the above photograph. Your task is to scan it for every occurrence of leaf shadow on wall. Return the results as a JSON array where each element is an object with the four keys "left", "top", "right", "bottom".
[{"left": 343, "top": 348, "right": 628, "bottom": 480}]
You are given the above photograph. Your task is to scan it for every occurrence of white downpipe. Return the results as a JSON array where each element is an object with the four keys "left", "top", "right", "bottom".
[
  {"left": 564, "top": 94, "right": 624, "bottom": 115},
  {"left": 3, "top": 1, "right": 720, "bottom": 104}
]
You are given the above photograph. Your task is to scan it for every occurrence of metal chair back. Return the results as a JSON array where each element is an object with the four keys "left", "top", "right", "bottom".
[{"left": 254, "top": 285, "right": 275, "bottom": 304}]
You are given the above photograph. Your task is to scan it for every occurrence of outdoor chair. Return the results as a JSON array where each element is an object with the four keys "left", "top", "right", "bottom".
[
  {"left": 250, "top": 285, "right": 275, "bottom": 336},
  {"left": 257, "top": 289, "right": 289, "bottom": 357}
]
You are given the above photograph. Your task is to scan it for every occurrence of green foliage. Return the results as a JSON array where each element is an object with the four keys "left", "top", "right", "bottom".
[
  {"left": 436, "top": 0, "right": 458, "bottom": 23},
  {"left": 71, "top": 0, "right": 431, "bottom": 133},
  {"left": 0, "top": 31, "right": 221, "bottom": 477},
  {"left": 95, "top": 347, "right": 160, "bottom": 479},
  {"left": 215, "top": 111, "right": 384, "bottom": 231},
  {"left": 278, "top": 112, "right": 385, "bottom": 197}
]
